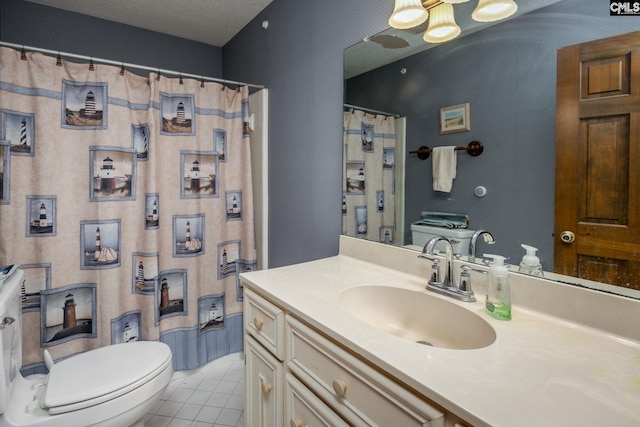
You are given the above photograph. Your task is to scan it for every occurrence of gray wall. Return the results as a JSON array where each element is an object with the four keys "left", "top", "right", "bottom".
[
  {"left": 223, "top": 0, "right": 391, "bottom": 267},
  {"left": 0, "top": 0, "right": 223, "bottom": 77},
  {"left": 224, "top": 0, "right": 638, "bottom": 269},
  {"left": 5, "top": 0, "right": 634, "bottom": 269},
  {"left": 345, "top": 0, "right": 638, "bottom": 269}
]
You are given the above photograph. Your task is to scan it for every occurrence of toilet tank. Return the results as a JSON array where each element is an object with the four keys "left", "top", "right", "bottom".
[
  {"left": 0, "top": 268, "right": 24, "bottom": 414},
  {"left": 411, "top": 224, "right": 476, "bottom": 255}
]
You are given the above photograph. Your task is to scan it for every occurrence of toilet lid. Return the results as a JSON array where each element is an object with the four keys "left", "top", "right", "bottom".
[{"left": 44, "top": 341, "right": 172, "bottom": 413}]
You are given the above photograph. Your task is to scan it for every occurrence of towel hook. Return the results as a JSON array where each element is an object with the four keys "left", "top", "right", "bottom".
[{"left": 410, "top": 141, "right": 483, "bottom": 160}]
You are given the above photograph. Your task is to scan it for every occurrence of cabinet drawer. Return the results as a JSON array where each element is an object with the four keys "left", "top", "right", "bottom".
[
  {"left": 285, "top": 372, "right": 350, "bottom": 427},
  {"left": 244, "top": 288, "right": 285, "bottom": 360},
  {"left": 286, "top": 316, "right": 444, "bottom": 427},
  {"left": 245, "top": 335, "right": 284, "bottom": 427}
]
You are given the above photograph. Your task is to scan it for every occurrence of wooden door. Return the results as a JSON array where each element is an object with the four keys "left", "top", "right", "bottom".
[{"left": 555, "top": 31, "right": 640, "bottom": 290}]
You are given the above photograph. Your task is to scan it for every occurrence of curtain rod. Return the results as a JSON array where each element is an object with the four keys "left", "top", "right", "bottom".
[
  {"left": 0, "top": 41, "right": 264, "bottom": 90},
  {"left": 343, "top": 103, "right": 400, "bottom": 118}
]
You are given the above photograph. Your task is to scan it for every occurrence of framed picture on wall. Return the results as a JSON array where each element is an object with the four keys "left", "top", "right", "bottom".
[{"left": 440, "top": 103, "right": 470, "bottom": 134}]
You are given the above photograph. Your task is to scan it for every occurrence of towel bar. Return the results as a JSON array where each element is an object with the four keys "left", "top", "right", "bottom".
[{"left": 410, "top": 141, "right": 483, "bottom": 160}]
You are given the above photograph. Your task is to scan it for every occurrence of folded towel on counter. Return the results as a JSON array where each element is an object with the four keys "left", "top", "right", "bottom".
[
  {"left": 416, "top": 211, "right": 469, "bottom": 229},
  {"left": 432, "top": 146, "right": 457, "bottom": 192}
]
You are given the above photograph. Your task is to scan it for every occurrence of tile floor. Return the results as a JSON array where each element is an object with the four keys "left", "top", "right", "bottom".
[{"left": 143, "top": 352, "right": 245, "bottom": 427}]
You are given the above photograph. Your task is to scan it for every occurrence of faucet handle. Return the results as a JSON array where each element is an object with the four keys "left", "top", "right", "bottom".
[
  {"left": 429, "top": 259, "right": 441, "bottom": 284},
  {"left": 457, "top": 264, "right": 485, "bottom": 299},
  {"left": 458, "top": 265, "right": 472, "bottom": 293}
]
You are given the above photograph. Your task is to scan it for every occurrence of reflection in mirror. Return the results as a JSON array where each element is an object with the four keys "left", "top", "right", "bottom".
[{"left": 343, "top": 0, "right": 640, "bottom": 299}]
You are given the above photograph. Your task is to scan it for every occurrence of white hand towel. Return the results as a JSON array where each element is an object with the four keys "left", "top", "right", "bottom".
[{"left": 432, "top": 146, "right": 457, "bottom": 192}]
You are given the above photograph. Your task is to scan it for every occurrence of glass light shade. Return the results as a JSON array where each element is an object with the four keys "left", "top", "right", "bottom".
[
  {"left": 388, "top": 0, "right": 429, "bottom": 29},
  {"left": 472, "top": 0, "right": 518, "bottom": 22},
  {"left": 423, "top": 3, "right": 461, "bottom": 43}
]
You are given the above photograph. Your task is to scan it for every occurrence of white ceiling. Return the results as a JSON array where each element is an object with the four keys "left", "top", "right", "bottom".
[{"left": 24, "top": 0, "right": 273, "bottom": 47}]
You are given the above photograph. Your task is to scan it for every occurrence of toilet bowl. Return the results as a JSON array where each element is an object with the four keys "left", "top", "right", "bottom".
[{"left": 0, "top": 268, "right": 174, "bottom": 427}]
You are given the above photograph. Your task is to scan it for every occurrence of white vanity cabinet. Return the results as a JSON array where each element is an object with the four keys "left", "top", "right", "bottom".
[{"left": 244, "top": 288, "right": 452, "bottom": 427}]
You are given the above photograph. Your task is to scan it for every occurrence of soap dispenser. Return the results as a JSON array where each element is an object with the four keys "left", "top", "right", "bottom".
[
  {"left": 518, "top": 244, "right": 544, "bottom": 277},
  {"left": 483, "top": 254, "right": 511, "bottom": 320}
]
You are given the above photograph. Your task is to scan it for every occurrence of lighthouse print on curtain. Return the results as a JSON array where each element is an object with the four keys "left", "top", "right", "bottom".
[{"left": 0, "top": 46, "right": 257, "bottom": 372}]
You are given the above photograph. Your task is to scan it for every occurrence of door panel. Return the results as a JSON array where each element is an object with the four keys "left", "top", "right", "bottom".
[{"left": 555, "top": 31, "right": 640, "bottom": 290}]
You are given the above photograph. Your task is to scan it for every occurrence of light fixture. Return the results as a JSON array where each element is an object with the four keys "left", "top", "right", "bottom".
[
  {"left": 388, "top": 0, "right": 519, "bottom": 44},
  {"left": 472, "top": 0, "right": 518, "bottom": 22},
  {"left": 423, "top": 3, "right": 461, "bottom": 43},
  {"left": 389, "top": 0, "right": 429, "bottom": 29}
]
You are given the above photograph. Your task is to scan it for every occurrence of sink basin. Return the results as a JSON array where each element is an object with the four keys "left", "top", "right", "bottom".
[{"left": 339, "top": 285, "right": 496, "bottom": 350}]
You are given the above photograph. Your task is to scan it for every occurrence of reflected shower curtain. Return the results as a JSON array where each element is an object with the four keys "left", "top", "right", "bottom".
[
  {"left": 343, "top": 109, "right": 396, "bottom": 244},
  {"left": 0, "top": 47, "right": 256, "bottom": 372}
]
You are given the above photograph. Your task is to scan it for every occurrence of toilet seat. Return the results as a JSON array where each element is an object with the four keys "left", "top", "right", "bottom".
[{"left": 43, "top": 341, "right": 172, "bottom": 415}]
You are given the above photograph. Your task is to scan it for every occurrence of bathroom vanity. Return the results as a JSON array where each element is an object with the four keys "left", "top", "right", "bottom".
[{"left": 240, "top": 236, "right": 640, "bottom": 427}]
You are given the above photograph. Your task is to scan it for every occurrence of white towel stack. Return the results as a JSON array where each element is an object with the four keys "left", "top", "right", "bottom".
[{"left": 432, "top": 146, "right": 457, "bottom": 192}]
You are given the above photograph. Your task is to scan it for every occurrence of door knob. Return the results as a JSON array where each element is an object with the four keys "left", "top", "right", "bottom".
[{"left": 560, "top": 231, "right": 575, "bottom": 244}]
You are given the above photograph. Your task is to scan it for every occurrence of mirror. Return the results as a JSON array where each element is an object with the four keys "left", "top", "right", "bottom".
[{"left": 342, "top": 0, "right": 640, "bottom": 299}]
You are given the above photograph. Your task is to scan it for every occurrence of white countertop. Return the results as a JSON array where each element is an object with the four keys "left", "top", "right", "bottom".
[{"left": 240, "top": 239, "right": 640, "bottom": 427}]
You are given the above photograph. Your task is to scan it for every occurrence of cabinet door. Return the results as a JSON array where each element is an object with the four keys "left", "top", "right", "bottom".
[
  {"left": 245, "top": 335, "right": 284, "bottom": 427},
  {"left": 285, "top": 372, "right": 350, "bottom": 427}
]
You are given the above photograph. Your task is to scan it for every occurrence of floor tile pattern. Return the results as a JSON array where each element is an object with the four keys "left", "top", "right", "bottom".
[{"left": 144, "top": 352, "right": 244, "bottom": 427}]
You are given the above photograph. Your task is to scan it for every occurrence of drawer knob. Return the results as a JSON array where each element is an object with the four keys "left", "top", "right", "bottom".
[
  {"left": 261, "top": 381, "right": 272, "bottom": 395},
  {"left": 332, "top": 379, "right": 347, "bottom": 397},
  {"left": 253, "top": 317, "right": 264, "bottom": 331},
  {"left": 290, "top": 419, "right": 303, "bottom": 427}
]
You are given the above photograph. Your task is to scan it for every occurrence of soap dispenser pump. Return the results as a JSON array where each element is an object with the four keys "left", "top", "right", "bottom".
[
  {"left": 518, "top": 244, "right": 544, "bottom": 277},
  {"left": 483, "top": 254, "right": 511, "bottom": 320}
]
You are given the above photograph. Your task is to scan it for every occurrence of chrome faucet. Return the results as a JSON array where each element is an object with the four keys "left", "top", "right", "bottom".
[
  {"left": 468, "top": 230, "right": 495, "bottom": 262},
  {"left": 419, "top": 236, "right": 476, "bottom": 302}
]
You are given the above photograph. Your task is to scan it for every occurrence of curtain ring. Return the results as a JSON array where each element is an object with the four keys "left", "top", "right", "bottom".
[
  {"left": 179, "top": 74, "right": 184, "bottom": 85},
  {"left": 56, "top": 52, "right": 62, "bottom": 66},
  {"left": 156, "top": 70, "right": 161, "bottom": 81},
  {"left": 89, "top": 58, "right": 95, "bottom": 71},
  {"left": 20, "top": 46, "right": 27, "bottom": 60},
  {"left": 200, "top": 77, "right": 205, "bottom": 88},
  {"left": 119, "top": 63, "right": 125, "bottom": 75}
]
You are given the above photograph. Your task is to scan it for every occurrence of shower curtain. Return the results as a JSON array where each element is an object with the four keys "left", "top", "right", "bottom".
[
  {"left": 0, "top": 47, "right": 256, "bottom": 372},
  {"left": 343, "top": 109, "right": 397, "bottom": 244}
]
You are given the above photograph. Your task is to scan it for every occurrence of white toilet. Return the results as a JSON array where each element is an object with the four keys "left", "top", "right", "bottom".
[
  {"left": 409, "top": 223, "right": 477, "bottom": 255},
  {"left": 0, "top": 268, "right": 174, "bottom": 427}
]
